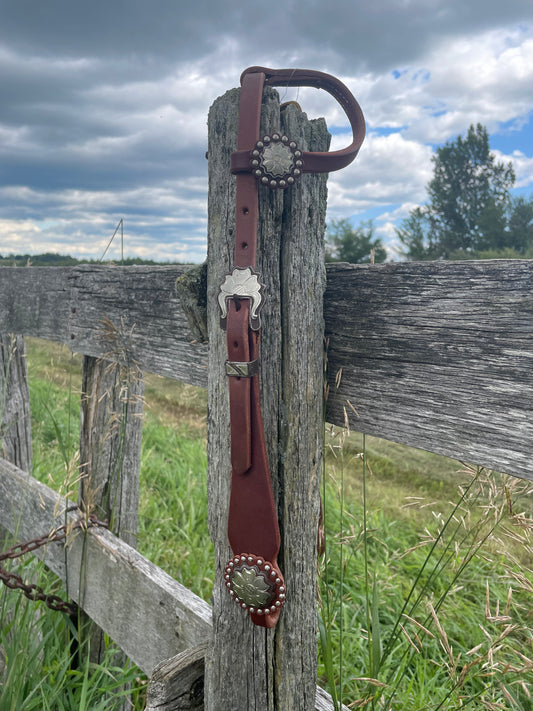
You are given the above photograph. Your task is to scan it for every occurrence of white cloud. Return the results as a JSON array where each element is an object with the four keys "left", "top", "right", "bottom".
[
  {"left": 320, "top": 24, "right": 533, "bottom": 247},
  {"left": 348, "top": 27, "right": 533, "bottom": 146},
  {"left": 326, "top": 132, "right": 433, "bottom": 217},
  {"left": 1, "top": 4, "right": 533, "bottom": 261},
  {"left": 0, "top": 180, "right": 208, "bottom": 263},
  {"left": 495, "top": 149, "right": 533, "bottom": 188}
]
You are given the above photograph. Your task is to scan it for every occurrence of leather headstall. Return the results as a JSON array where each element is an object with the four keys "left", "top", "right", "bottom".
[{"left": 219, "top": 66, "right": 365, "bottom": 628}]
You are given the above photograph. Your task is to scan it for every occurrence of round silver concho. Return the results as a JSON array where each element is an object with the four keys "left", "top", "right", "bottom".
[
  {"left": 224, "top": 553, "right": 286, "bottom": 616},
  {"left": 251, "top": 134, "right": 303, "bottom": 189}
]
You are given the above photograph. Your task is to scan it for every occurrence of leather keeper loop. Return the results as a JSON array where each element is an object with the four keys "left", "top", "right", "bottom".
[{"left": 226, "top": 359, "right": 259, "bottom": 378}]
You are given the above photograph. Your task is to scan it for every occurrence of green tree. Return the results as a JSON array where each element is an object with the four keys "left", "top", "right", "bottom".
[
  {"left": 326, "top": 218, "right": 387, "bottom": 263},
  {"left": 398, "top": 124, "right": 516, "bottom": 260},
  {"left": 506, "top": 195, "right": 533, "bottom": 256}
]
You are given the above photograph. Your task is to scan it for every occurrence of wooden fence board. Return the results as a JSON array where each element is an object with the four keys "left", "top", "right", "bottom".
[
  {"left": 69, "top": 265, "right": 208, "bottom": 387},
  {"left": 1, "top": 259, "right": 532, "bottom": 479},
  {"left": 0, "top": 265, "right": 208, "bottom": 387},
  {"left": 145, "top": 644, "right": 207, "bottom": 711},
  {"left": 0, "top": 268, "right": 71, "bottom": 343},
  {"left": 0, "top": 334, "right": 32, "bottom": 472},
  {"left": 324, "top": 260, "right": 533, "bottom": 481},
  {"left": 0, "top": 457, "right": 212, "bottom": 675}
]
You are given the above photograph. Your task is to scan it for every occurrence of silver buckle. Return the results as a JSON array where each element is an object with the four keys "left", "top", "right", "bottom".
[{"left": 218, "top": 266, "right": 264, "bottom": 331}]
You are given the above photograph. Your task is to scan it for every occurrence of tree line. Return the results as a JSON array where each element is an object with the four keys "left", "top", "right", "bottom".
[
  {"left": 0, "top": 252, "right": 185, "bottom": 267},
  {"left": 326, "top": 123, "right": 533, "bottom": 263}
]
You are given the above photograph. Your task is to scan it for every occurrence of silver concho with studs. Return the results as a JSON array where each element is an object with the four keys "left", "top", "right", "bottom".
[
  {"left": 251, "top": 134, "right": 303, "bottom": 189},
  {"left": 225, "top": 553, "right": 286, "bottom": 615}
]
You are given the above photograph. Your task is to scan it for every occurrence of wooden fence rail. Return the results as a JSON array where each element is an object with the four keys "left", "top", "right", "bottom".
[
  {"left": 324, "top": 259, "right": 533, "bottom": 482},
  {"left": 1, "top": 258, "right": 531, "bottom": 480},
  {"left": 0, "top": 264, "right": 207, "bottom": 386},
  {"left": 0, "top": 457, "right": 212, "bottom": 676}
]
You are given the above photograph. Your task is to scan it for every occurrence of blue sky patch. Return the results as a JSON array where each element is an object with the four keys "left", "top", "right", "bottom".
[{"left": 492, "top": 115, "right": 533, "bottom": 156}]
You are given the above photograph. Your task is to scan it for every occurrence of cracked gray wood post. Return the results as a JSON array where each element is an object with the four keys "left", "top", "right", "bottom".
[
  {"left": 206, "top": 84, "right": 329, "bottom": 710},
  {"left": 78, "top": 350, "right": 144, "bottom": 670},
  {"left": 0, "top": 334, "right": 32, "bottom": 473},
  {"left": 145, "top": 643, "right": 207, "bottom": 711}
]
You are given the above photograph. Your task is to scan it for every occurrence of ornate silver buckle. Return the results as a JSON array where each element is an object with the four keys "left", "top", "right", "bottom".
[{"left": 218, "top": 266, "right": 264, "bottom": 331}]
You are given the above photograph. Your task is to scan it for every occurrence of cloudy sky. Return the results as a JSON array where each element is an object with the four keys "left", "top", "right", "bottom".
[{"left": 1, "top": 0, "right": 533, "bottom": 263}]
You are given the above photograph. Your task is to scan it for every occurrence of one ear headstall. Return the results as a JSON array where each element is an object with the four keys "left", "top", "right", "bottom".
[{"left": 219, "top": 67, "right": 365, "bottom": 628}]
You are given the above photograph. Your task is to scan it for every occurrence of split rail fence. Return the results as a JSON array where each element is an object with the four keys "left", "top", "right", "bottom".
[
  {"left": 1, "top": 257, "right": 531, "bottom": 709},
  {"left": 0, "top": 80, "right": 532, "bottom": 711}
]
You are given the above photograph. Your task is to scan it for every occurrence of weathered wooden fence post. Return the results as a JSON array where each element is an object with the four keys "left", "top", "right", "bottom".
[
  {"left": 205, "top": 84, "right": 329, "bottom": 709},
  {"left": 79, "top": 354, "right": 144, "bottom": 547},
  {"left": 78, "top": 351, "right": 144, "bottom": 664},
  {"left": 0, "top": 334, "right": 32, "bottom": 473}
]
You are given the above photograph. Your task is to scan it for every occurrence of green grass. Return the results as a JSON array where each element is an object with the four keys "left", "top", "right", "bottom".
[
  {"left": 2, "top": 338, "right": 532, "bottom": 710},
  {"left": 0, "top": 537, "right": 145, "bottom": 710},
  {"left": 319, "top": 426, "right": 533, "bottom": 709},
  {"left": 138, "top": 412, "right": 211, "bottom": 599},
  {"left": 24, "top": 340, "right": 211, "bottom": 600}
]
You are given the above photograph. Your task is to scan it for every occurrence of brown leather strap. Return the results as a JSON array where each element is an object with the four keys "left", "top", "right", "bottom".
[
  {"left": 225, "top": 301, "right": 284, "bottom": 629},
  {"left": 231, "top": 66, "right": 365, "bottom": 176},
  {"left": 221, "top": 70, "right": 285, "bottom": 628},
  {"left": 226, "top": 299, "right": 253, "bottom": 475},
  {"left": 226, "top": 302, "right": 282, "bottom": 629},
  {"left": 220, "top": 66, "right": 364, "bottom": 628},
  {"left": 234, "top": 70, "right": 264, "bottom": 267}
]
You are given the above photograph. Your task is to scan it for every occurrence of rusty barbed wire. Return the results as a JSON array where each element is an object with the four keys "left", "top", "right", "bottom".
[{"left": 0, "top": 513, "right": 108, "bottom": 614}]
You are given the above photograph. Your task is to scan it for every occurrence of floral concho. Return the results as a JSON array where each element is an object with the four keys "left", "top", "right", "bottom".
[
  {"left": 224, "top": 553, "right": 286, "bottom": 616},
  {"left": 251, "top": 134, "right": 303, "bottom": 189}
]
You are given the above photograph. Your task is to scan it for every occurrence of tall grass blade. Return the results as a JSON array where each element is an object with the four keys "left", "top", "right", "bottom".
[
  {"left": 318, "top": 610, "right": 340, "bottom": 710},
  {"left": 371, "top": 572, "right": 381, "bottom": 680},
  {"left": 380, "top": 472, "right": 481, "bottom": 669},
  {"left": 362, "top": 435, "right": 372, "bottom": 675},
  {"left": 41, "top": 398, "right": 71, "bottom": 468}
]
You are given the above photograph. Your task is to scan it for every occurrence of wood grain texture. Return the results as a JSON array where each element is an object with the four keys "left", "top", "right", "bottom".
[
  {"left": 0, "top": 458, "right": 212, "bottom": 675},
  {"left": 78, "top": 355, "right": 144, "bottom": 677},
  {"left": 175, "top": 263, "right": 208, "bottom": 343},
  {"left": 0, "top": 268, "right": 71, "bottom": 342},
  {"left": 315, "top": 688, "right": 350, "bottom": 711},
  {"left": 145, "top": 644, "right": 207, "bottom": 711},
  {"left": 205, "top": 86, "right": 329, "bottom": 710},
  {"left": 324, "top": 260, "right": 533, "bottom": 481},
  {"left": 144, "top": 644, "right": 350, "bottom": 711},
  {"left": 79, "top": 355, "right": 144, "bottom": 548},
  {"left": 0, "top": 265, "right": 208, "bottom": 387},
  {"left": 1, "top": 259, "right": 532, "bottom": 479},
  {"left": 0, "top": 334, "right": 32, "bottom": 472}
]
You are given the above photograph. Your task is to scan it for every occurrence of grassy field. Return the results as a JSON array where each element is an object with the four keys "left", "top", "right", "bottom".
[{"left": 1, "top": 338, "right": 532, "bottom": 710}]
